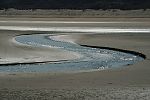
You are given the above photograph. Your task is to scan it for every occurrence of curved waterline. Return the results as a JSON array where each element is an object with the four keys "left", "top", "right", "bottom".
[{"left": 0, "top": 34, "right": 144, "bottom": 73}]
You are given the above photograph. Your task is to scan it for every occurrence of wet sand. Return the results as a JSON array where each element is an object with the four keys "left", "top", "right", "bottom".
[{"left": 0, "top": 18, "right": 150, "bottom": 99}]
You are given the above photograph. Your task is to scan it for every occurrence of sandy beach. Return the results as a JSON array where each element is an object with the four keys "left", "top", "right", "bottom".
[{"left": 0, "top": 17, "right": 150, "bottom": 99}]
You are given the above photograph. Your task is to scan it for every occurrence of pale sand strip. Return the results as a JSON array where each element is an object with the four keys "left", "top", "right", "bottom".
[
  {"left": 0, "top": 26, "right": 150, "bottom": 33},
  {"left": 49, "top": 35, "right": 77, "bottom": 44},
  {"left": 0, "top": 20, "right": 150, "bottom": 24}
]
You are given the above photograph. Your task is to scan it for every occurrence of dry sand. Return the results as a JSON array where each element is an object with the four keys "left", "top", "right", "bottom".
[{"left": 0, "top": 18, "right": 150, "bottom": 100}]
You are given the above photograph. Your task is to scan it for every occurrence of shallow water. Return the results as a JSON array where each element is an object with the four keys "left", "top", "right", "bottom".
[{"left": 0, "top": 34, "right": 144, "bottom": 73}]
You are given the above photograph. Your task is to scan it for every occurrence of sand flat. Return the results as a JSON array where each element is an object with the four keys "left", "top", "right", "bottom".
[{"left": 0, "top": 18, "right": 150, "bottom": 99}]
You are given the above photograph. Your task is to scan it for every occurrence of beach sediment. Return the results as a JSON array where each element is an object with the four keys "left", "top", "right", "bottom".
[{"left": 0, "top": 17, "right": 150, "bottom": 99}]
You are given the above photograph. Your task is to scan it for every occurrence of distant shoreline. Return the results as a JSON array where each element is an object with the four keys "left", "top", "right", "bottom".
[{"left": 0, "top": 9, "right": 150, "bottom": 18}]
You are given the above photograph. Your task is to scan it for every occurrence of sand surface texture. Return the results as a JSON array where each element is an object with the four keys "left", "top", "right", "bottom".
[{"left": 0, "top": 18, "right": 150, "bottom": 100}]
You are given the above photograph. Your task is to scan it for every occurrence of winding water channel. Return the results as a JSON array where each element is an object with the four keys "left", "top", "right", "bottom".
[{"left": 0, "top": 34, "right": 144, "bottom": 73}]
